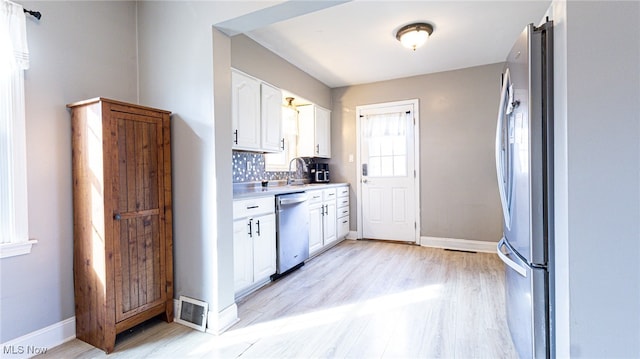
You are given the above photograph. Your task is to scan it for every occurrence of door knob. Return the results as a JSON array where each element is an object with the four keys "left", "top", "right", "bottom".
[
  {"left": 362, "top": 179, "right": 368, "bottom": 183},
  {"left": 113, "top": 214, "right": 121, "bottom": 220}
]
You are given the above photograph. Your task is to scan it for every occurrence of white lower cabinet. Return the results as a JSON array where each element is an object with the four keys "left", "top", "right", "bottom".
[
  {"left": 233, "top": 196, "right": 276, "bottom": 295},
  {"left": 337, "top": 185, "right": 350, "bottom": 239},
  {"left": 308, "top": 191, "right": 324, "bottom": 255},
  {"left": 323, "top": 188, "right": 338, "bottom": 246},
  {"left": 308, "top": 188, "right": 339, "bottom": 256}
]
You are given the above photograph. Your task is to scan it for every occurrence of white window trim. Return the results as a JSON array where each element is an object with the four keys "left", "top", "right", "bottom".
[
  {"left": 1, "top": 0, "right": 35, "bottom": 259},
  {"left": 0, "top": 239, "right": 37, "bottom": 258},
  {"left": 0, "top": 68, "right": 34, "bottom": 258}
]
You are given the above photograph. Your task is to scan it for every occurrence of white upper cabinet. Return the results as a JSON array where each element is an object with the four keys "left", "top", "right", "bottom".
[
  {"left": 232, "top": 69, "right": 282, "bottom": 153},
  {"left": 265, "top": 106, "right": 298, "bottom": 171},
  {"left": 232, "top": 70, "right": 261, "bottom": 151},
  {"left": 298, "top": 104, "right": 331, "bottom": 158},
  {"left": 260, "top": 82, "right": 283, "bottom": 152},
  {"left": 315, "top": 106, "right": 331, "bottom": 158}
]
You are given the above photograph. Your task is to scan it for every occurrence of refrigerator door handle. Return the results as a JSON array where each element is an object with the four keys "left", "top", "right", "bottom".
[
  {"left": 497, "top": 238, "right": 527, "bottom": 277},
  {"left": 495, "top": 68, "right": 512, "bottom": 229}
]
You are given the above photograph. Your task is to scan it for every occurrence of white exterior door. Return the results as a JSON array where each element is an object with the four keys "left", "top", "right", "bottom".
[{"left": 358, "top": 100, "right": 419, "bottom": 242}]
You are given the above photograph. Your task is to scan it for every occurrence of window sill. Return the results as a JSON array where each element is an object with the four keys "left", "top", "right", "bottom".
[{"left": 0, "top": 240, "right": 37, "bottom": 259}]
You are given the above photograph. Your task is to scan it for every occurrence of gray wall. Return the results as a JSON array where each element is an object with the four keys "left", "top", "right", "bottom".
[
  {"left": 231, "top": 34, "right": 331, "bottom": 110},
  {"left": 552, "top": 1, "right": 640, "bottom": 356},
  {"left": 331, "top": 63, "right": 504, "bottom": 242},
  {"left": 0, "top": 1, "right": 138, "bottom": 343},
  {"left": 136, "top": 1, "right": 237, "bottom": 322}
]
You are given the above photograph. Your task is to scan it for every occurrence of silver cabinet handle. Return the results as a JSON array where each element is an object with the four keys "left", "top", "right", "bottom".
[
  {"left": 255, "top": 220, "right": 261, "bottom": 236},
  {"left": 247, "top": 219, "right": 253, "bottom": 237},
  {"left": 497, "top": 238, "right": 527, "bottom": 277}
]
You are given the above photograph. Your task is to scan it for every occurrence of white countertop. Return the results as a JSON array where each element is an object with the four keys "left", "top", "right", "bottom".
[{"left": 233, "top": 181, "right": 348, "bottom": 199}]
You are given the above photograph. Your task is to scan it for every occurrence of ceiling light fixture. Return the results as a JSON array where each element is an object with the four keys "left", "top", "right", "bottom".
[{"left": 396, "top": 22, "right": 434, "bottom": 51}]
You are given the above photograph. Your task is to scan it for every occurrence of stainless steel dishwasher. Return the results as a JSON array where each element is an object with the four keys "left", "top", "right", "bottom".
[{"left": 274, "top": 192, "right": 310, "bottom": 277}]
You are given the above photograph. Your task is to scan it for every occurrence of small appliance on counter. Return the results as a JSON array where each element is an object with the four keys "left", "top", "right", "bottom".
[{"left": 309, "top": 163, "right": 330, "bottom": 183}]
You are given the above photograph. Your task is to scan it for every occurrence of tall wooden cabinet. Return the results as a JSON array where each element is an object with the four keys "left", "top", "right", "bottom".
[{"left": 67, "top": 98, "right": 174, "bottom": 353}]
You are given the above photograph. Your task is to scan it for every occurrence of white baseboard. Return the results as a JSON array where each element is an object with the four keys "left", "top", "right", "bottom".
[
  {"left": 214, "top": 303, "right": 239, "bottom": 334},
  {"left": 420, "top": 236, "right": 497, "bottom": 253},
  {"left": 1, "top": 317, "right": 75, "bottom": 358},
  {"left": 346, "top": 231, "right": 358, "bottom": 240}
]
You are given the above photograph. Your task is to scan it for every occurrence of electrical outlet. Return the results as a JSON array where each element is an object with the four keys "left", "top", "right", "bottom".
[{"left": 246, "top": 162, "right": 251, "bottom": 171}]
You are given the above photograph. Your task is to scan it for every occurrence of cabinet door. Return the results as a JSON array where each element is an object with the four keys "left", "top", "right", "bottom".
[
  {"left": 232, "top": 71, "right": 261, "bottom": 150},
  {"left": 252, "top": 213, "right": 276, "bottom": 283},
  {"left": 112, "top": 111, "right": 167, "bottom": 323},
  {"left": 308, "top": 203, "right": 324, "bottom": 255},
  {"left": 296, "top": 105, "right": 331, "bottom": 158},
  {"left": 297, "top": 105, "right": 315, "bottom": 157},
  {"left": 315, "top": 106, "right": 331, "bottom": 158},
  {"left": 233, "top": 219, "right": 253, "bottom": 293},
  {"left": 261, "top": 83, "right": 283, "bottom": 152},
  {"left": 323, "top": 200, "right": 337, "bottom": 246},
  {"left": 265, "top": 106, "right": 297, "bottom": 171}
]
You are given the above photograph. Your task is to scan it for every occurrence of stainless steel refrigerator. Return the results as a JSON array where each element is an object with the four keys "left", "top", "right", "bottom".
[{"left": 495, "top": 20, "right": 554, "bottom": 359}]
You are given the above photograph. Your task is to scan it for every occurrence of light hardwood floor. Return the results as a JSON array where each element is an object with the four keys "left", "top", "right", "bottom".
[{"left": 41, "top": 240, "right": 516, "bottom": 358}]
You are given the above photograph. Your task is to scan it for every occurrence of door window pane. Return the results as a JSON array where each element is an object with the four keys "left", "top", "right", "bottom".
[
  {"left": 394, "top": 156, "right": 406, "bottom": 176},
  {"left": 369, "top": 157, "right": 381, "bottom": 177},
  {"left": 364, "top": 112, "right": 408, "bottom": 178},
  {"left": 380, "top": 156, "right": 393, "bottom": 176}
]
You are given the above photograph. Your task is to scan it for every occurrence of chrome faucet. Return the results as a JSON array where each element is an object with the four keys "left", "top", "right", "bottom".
[{"left": 287, "top": 157, "right": 305, "bottom": 185}]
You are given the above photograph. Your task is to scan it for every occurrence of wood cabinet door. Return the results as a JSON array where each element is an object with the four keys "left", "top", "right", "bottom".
[{"left": 111, "top": 109, "right": 167, "bottom": 323}]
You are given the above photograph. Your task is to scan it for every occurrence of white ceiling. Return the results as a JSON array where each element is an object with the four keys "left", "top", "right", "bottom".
[{"left": 232, "top": 1, "right": 551, "bottom": 88}]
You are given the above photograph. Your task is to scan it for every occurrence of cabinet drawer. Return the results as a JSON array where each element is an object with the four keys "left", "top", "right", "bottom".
[
  {"left": 338, "top": 217, "right": 349, "bottom": 239},
  {"left": 323, "top": 188, "right": 337, "bottom": 200},
  {"left": 337, "top": 186, "right": 349, "bottom": 198},
  {"left": 307, "top": 190, "right": 323, "bottom": 204},
  {"left": 337, "top": 196, "right": 349, "bottom": 208},
  {"left": 233, "top": 196, "right": 275, "bottom": 219},
  {"left": 337, "top": 206, "right": 350, "bottom": 219}
]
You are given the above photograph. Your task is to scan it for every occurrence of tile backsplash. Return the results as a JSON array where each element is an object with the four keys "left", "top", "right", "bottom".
[{"left": 232, "top": 151, "right": 311, "bottom": 183}]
